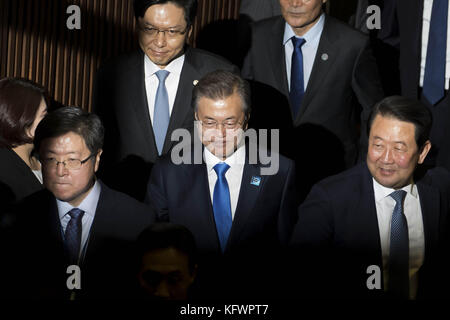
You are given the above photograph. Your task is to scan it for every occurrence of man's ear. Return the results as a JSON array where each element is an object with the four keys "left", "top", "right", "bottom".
[
  {"left": 187, "top": 25, "right": 193, "bottom": 43},
  {"left": 94, "top": 149, "right": 103, "bottom": 172},
  {"left": 418, "top": 140, "right": 432, "bottom": 164}
]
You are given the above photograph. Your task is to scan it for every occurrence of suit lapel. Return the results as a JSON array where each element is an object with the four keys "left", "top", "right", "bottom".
[
  {"left": 163, "top": 48, "right": 199, "bottom": 154},
  {"left": 294, "top": 15, "right": 338, "bottom": 124},
  {"left": 187, "top": 161, "right": 222, "bottom": 252},
  {"left": 127, "top": 51, "right": 158, "bottom": 156},
  {"left": 269, "top": 17, "right": 290, "bottom": 99},
  {"left": 416, "top": 181, "right": 439, "bottom": 263},
  {"left": 352, "top": 165, "right": 384, "bottom": 272},
  {"left": 226, "top": 148, "right": 264, "bottom": 251}
]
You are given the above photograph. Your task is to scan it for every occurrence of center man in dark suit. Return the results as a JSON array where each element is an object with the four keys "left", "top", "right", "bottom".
[
  {"left": 145, "top": 70, "right": 297, "bottom": 299},
  {"left": 290, "top": 96, "right": 450, "bottom": 299},
  {"left": 4, "top": 107, "right": 155, "bottom": 299},
  {"left": 242, "top": 0, "right": 384, "bottom": 201},
  {"left": 93, "top": 0, "right": 238, "bottom": 201}
]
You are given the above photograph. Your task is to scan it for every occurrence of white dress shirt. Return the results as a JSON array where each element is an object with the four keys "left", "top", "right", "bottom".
[
  {"left": 372, "top": 178, "right": 425, "bottom": 300},
  {"left": 283, "top": 13, "right": 325, "bottom": 91},
  {"left": 204, "top": 145, "right": 246, "bottom": 220},
  {"left": 144, "top": 54, "right": 185, "bottom": 125},
  {"left": 57, "top": 180, "right": 101, "bottom": 262},
  {"left": 420, "top": 0, "right": 450, "bottom": 90}
]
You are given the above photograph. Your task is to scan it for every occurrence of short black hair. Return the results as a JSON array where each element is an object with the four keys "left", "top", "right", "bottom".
[
  {"left": 133, "top": 0, "right": 198, "bottom": 27},
  {"left": 34, "top": 106, "right": 104, "bottom": 156},
  {"left": 192, "top": 70, "right": 251, "bottom": 120},
  {"left": 0, "top": 78, "right": 47, "bottom": 148},
  {"left": 136, "top": 223, "right": 197, "bottom": 273},
  {"left": 367, "top": 96, "right": 432, "bottom": 150}
]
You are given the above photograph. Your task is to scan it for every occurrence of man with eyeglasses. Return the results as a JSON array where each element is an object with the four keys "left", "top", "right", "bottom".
[
  {"left": 145, "top": 70, "right": 297, "bottom": 299},
  {"left": 4, "top": 107, "right": 155, "bottom": 299},
  {"left": 93, "top": 0, "right": 238, "bottom": 202}
]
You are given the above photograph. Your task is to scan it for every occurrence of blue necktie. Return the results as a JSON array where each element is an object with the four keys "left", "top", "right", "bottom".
[
  {"left": 388, "top": 190, "right": 409, "bottom": 299},
  {"left": 423, "top": 0, "right": 448, "bottom": 105},
  {"left": 213, "top": 163, "right": 232, "bottom": 252},
  {"left": 154, "top": 70, "right": 170, "bottom": 155},
  {"left": 289, "top": 37, "right": 306, "bottom": 118},
  {"left": 65, "top": 208, "right": 84, "bottom": 265}
]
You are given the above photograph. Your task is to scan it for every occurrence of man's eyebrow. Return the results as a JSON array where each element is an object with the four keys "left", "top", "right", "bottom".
[{"left": 44, "top": 151, "right": 78, "bottom": 155}]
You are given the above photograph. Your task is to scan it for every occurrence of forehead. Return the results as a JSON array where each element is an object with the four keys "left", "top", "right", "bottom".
[
  {"left": 142, "top": 3, "right": 186, "bottom": 25},
  {"left": 370, "top": 115, "right": 416, "bottom": 141},
  {"left": 41, "top": 132, "right": 87, "bottom": 153},
  {"left": 141, "top": 248, "right": 190, "bottom": 269},
  {"left": 280, "top": 0, "right": 324, "bottom": 7},
  {"left": 197, "top": 91, "right": 244, "bottom": 116}
]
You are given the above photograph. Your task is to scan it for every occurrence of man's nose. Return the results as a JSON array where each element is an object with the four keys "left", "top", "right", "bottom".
[
  {"left": 154, "top": 30, "right": 167, "bottom": 47},
  {"left": 56, "top": 162, "right": 68, "bottom": 176},
  {"left": 154, "top": 280, "right": 170, "bottom": 299},
  {"left": 381, "top": 147, "right": 394, "bottom": 163}
]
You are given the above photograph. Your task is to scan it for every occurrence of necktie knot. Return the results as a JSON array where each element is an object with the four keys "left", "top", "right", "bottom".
[
  {"left": 390, "top": 190, "right": 407, "bottom": 205},
  {"left": 155, "top": 70, "right": 170, "bottom": 83},
  {"left": 214, "top": 162, "right": 230, "bottom": 178},
  {"left": 68, "top": 208, "right": 84, "bottom": 220},
  {"left": 291, "top": 36, "right": 306, "bottom": 50}
]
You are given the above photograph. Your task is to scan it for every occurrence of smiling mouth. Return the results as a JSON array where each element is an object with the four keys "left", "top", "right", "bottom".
[{"left": 379, "top": 168, "right": 396, "bottom": 175}]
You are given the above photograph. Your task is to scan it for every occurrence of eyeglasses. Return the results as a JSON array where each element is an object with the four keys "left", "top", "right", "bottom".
[
  {"left": 41, "top": 154, "right": 95, "bottom": 170},
  {"left": 139, "top": 24, "right": 188, "bottom": 39},
  {"left": 197, "top": 119, "right": 244, "bottom": 130}
]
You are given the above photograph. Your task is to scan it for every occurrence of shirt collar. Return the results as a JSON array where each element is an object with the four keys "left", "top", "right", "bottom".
[
  {"left": 144, "top": 53, "right": 185, "bottom": 78},
  {"left": 372, "top": 177, "right": 418, "bottom": 203},
  {"left": 283, "top": 13, "right": 325, "bottom": 45},
  {"left": 57, "top": 180, "right": 101, "bottom": 220},
  {"left": 204, "top": 143, "right": 246, "bottom": 173}
]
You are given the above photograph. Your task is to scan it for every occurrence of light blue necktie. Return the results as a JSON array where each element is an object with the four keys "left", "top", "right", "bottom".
[
  {"left": 153, "top": 70, "right": 170, "bottom": 155},
  {"left": 289, "top": 36, "right": 306, "bottom": 118},
  {"left": 423, "top": 0, "right": 448, "bottom": 105},
  {"left": 388, "top": 190, "right": 409, "bottom": 299},
  {"left": 65, "top": 208, "right": 84, "bottom": 265},
  {"left": 213, "top": 163, "right": 232, "bottom": 252}
]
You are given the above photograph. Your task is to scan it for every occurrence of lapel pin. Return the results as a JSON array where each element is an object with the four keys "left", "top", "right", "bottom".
[
  {"left": 250, "top": 176, "right": 261, "bottom": 186},
  {"left": 321, "top": 53, "right": 329, "bottom": 61},
  {"left": 193, "top": 80, "right": 199, "bottom": 86}
]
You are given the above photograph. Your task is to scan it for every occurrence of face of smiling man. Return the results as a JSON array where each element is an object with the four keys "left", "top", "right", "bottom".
[
  {"left": 279, "top": 0, "right": 327, "bottom": 36},
  {"left": 137, "top": 2, "right": 192, "bottom": 68},
  {"left": 195, "top": 90, "right": 247, "bottom": 160},
  {"left": 40, "top": 132, "right": 102, "bottom": 207},
  {"left": 366, "top": 114, "right": 431, "bottom": 189}
]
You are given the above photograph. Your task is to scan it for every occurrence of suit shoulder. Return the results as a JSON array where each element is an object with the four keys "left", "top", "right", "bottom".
[
  {"left": 315, "top": 163, "right": 367, "bottom": 192},
  {"left": 100, "top": 182, "right": 153, "bottom": 214},
  {"left": 96, "top": 51, "right": 142, "bottom": 75},
  {"left": 186, "top": 48, "right": 237, "bottom": 72},
  {"left": 418, "top": 166, "right": 450, "bottom": 191},
  {"left": 325, "top": 15, "right": 369, "bottom": 43}
]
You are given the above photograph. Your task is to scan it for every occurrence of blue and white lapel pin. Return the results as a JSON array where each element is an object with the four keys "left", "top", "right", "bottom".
[{"left": 250, "top": 176, "right": 261, "bottom": 186}]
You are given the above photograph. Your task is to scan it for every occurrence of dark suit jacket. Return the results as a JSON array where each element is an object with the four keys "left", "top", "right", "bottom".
[
  {"left": 290, "top": 162, "right": 450, "bottom": 299},
  {"left": 242, "top": 15, "right": 384, "bottom": 167},
  {"left": 3, "top": 180, "right": 155, "bottom": 299},
  {"left": 0, "top": 148, "right": 43, "bottom": 210},
  {"left": 395, "top": 0, "right": 450, "bottom": 170},
  {"left": 145, "top": 144, "right": 297, "bottom": 298},
  {"left": 93, "top": 47, "right": 239, "bottom": 201}
]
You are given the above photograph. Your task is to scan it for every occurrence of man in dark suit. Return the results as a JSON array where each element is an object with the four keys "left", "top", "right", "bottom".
[
  {"left": 4, "top": 107, "right": 155, "bottom": 299},
  {"left": 392, "top": 0, "right": 450, "bottom": 171},
  {"left": 242, "top": 0, "right": 384, "bottom": 201},
  {"left": 290, "top": 96, "right": 450, "bottom": 299},
  {"left": 93, "top": 0, "right": 238, "bottom": 201},
  {"left": 145, "top": 70, "right": 297, "bottom": 299}
]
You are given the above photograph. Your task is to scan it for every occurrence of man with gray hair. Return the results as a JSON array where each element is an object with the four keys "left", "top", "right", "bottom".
[{"left": 145, "top": 70, "right": 297, "bottom": 299}]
